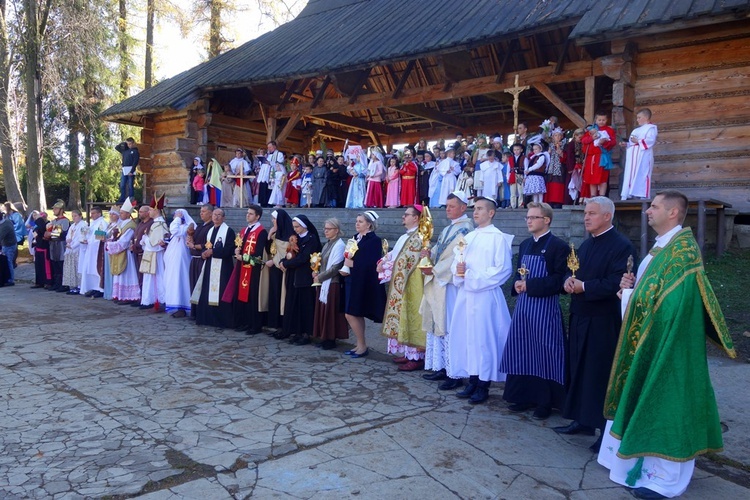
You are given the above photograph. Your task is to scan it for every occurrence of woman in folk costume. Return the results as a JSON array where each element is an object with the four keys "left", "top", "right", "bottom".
[
  {"left": 102, "top": 209, "right": 120, "bottom": 300},
  {"left": 364, "top": 150, "right": 385, "bottom": 208},
  {"left": 206, "top": 158, "right": 223, "bottom": 207},
  {"left": 164, "top": 208, "right": 195, "bottom": 318},
  {"left": 107, "top": 199, "right": 140, "bottom": 303},
  {"left": 384, "top": 156, "right": 401, "bottom": 208},
  {"left": 220, "top": 163, "right": 235, "bottom": 208},
  {"left": 563, "top": 129, "right": 585, "bottom": 204},
  {"left": 62, "top": 209, "right": 87, "bottom": 295},
  {"left": 268, "top": 160, "right": 287, "bottom": 207},
  {"left": 428, "top": 149, "right": 444, "bottom": 208},
  {"left": 544, "top": 127, "right": 566, "bottom": 208},
  {"left": 345, "top": 145, "right": 367, "bottom": 209},
  {"left": 312, "top": 218, "right": 348, "bottom": 350},
  {"left": 139, "top": 195, "right": 169, "bottom": 309},
  {"left": 524, "top": 140, "right": 549, "bottom": 204},
  {"left": 399, "top": 149, "right": 418, "bottom": 207},
  {"left": 280, "top": 214, "right": 322, "bottom": 346},
  {"left": 285, "top": 156, "right": 302, "bottom": 207},
  {"left": 264, "top": 209, "right": 295, "bottom": 338}
]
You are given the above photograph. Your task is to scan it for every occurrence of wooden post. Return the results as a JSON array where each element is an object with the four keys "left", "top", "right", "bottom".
[
  {"left": 276, "top": 113, "right": 302, "bottom": 145},
  {"left": 584, "top": 76, "right": 596, "bottom": 124},
  {"left": 266, "top": 117, "right": 277, "bottom": 144}
]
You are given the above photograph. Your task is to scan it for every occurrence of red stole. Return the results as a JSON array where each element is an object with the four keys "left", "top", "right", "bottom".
[{"left": 238, "top": 224, "right": 264, "bottom": 302}]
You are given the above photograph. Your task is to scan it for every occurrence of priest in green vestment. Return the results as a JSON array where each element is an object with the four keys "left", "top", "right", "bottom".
[{"left": 598, "top": 191, "right": 735, "bottom": 500}]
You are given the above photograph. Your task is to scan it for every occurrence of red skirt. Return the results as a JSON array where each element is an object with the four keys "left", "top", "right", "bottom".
[
  {"left": 544, "top": 181, "right": 565, "bottom": 204},
  {"left": 365, "top": 180, "right": 384, "bottom": 208},
  {"left": 285, "top": 184, "right": 300, "bottom": 205},
  {"left": 583, "top": 155, "right": 609, "bottom": 185}
]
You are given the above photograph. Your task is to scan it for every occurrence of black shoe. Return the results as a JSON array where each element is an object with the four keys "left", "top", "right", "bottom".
[
  {"left": 55, "top": 286, "right": 69, "bottom": 293},
  {"left": 235, "top": 325, "right": 249, "bottom": 332},
  {"left": 320, "top": 340, "right": 336, "bottom": 350},
  {"left": 469, "top": 386, "right": 490, "bottom": 404},
  {"left": 139, "top": 304, "right": 154, "bottom": 310},
  {"left": 66, "top": 288, "right": 79, "bottom": 295},
  {"left": 84, "top": 290, "right": 96, "bottom": 297},
  {"left": 288, "top": 334, "right": 300, "bottom": 344},
  {"left": 508, "top": 403, "right": 534, "bottom": 413},
  {"left": 422, "top": 369, "right": 447, "bottom": 381},
  {"left": 553, "top": 421, "right": 596, "bottom": 436},
  {"left": 532, "top": 406, "right": 552, "bottom": 420},
  {"left": 589, "top": 435, "right": 603, "bottom": 453},
  {"left": 438, "top": 378, "right": 464, "bottom": 390},
  {"left": 246, "top": 329, "right": 261, "bottom": 336},
  {"left": 274, "top": 331, "right": 290, "bottom": 340},
  {"left": 130, "top": 301, "right": 142, "bottom": 307},
  {"left": 293, "top": 335, "right": 311, "bottom": 346},
  {"left": 456, "top": 377, "right": 479, "bottom": 398},
  {"left": 31, "top": 284, "right": 45, "bottom": 289},
  {"left": 630, "top": 487, "right": 667, "bottom": 499}
]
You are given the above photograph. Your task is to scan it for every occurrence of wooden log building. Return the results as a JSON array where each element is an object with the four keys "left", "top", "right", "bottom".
[{"left": 101, "top": 0, "right": 750, "bottom": 213}]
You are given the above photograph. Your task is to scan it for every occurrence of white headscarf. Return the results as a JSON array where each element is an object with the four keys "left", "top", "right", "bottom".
[{"left": 169, "top": 209, "right": 196, "bottom": 239}]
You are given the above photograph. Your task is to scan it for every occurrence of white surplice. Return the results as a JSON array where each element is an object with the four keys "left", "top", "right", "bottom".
[
  {"left": 479, "top": 159, "right": 502, "bottom": 200},
  {"left": 139, "top": 217, "right": 168, "bottom": 306},
  {"left": 448, "top": 224, "right": 513, "bottom": 382},
  {"left": 164, "top": 212, "right": 194, "bottom": 312},
  {"left": 79, "top": 216, "right": 109, "bottom": 294},
  {"left": 437, "top": 159, "right": 458, "bottom": 205},
  {"left": 621, "top": 123, "right": 658, "bottom": 200}
]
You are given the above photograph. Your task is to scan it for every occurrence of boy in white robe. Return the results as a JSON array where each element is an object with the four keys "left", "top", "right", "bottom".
[
  {"left": 449, "top": 197, "right": 513, "bottom": 404},
  {"left": 621, "top": 108, "right": 658, "bottom": 200}
]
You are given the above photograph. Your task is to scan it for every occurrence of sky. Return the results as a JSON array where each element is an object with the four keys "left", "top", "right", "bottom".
[{"left": 149, "top": 1, "right": 307, "bottom": 81}]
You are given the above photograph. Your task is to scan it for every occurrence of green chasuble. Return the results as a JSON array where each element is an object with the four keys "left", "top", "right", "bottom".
[{"left": 604, "top": 228, "right": 735, "bottom": 461}]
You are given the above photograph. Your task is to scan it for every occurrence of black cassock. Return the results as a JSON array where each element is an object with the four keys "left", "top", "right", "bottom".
[
  {"left": 344, "top": 231, "right": 386, "bottom": 323},
  {"left": 195, "top": 225, "right": 236, "bottom": 328},
  {"left": 562, "top": 228, "right": 636, "bottom": 430}
]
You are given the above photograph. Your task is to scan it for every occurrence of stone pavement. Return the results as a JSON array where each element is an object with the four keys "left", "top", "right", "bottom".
[{"left": 1, "top": 263, "right": 749, "bottom": 499}]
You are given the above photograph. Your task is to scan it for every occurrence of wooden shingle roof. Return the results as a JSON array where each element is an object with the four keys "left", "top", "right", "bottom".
[{"left": 102, "top": 0, "right": 750, "bottom": 121}]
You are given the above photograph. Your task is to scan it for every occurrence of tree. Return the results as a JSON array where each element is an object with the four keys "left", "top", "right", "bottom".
[
  {"left": 0, "top": 0, "right": 26, "bottom": 210},
  {"left": 21, "top": 0, "right": 52, "bottom": 212},
  {"left": 145, "top": 0, "right": 154, "bottom": 88}
]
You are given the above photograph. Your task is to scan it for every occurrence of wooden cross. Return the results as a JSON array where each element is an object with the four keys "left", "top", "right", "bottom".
[{"left": 504, "top": 74, "right": 529, "bottom": 131}]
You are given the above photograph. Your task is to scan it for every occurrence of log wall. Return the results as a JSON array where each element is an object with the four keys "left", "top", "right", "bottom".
[{"left": 618, "top": 20, "right": 750, "bottom": 212}]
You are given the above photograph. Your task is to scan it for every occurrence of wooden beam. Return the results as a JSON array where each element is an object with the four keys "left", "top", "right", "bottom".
[
  {"left": 532, "top": 82, "right": 586, "bottom": 129},
  {"left": 368, "top": 130, "right": 385, "bottom": 152},
  {"left": 317, "top": 113, "right": 398, "bottom": 136},
  {"left": 265, "top": 117, "right": 277, "bottom": 144},
  {"left": 584, "top": 76, "right": 596, "bottom": 123},
  {"left": 271, "top": 60, "right": 603, "bottom": 118},
  {"left": 485, "top": 93, "right": 546, "bottom": 120},
  {"left": 495, "top": 39, "right": 516, "bottom": 83},
  {"left": 347, "top": 68, "right": 372, "bottom": 104},
  {"left": 276, "top": 113, "right": 302, "bottom": 145},
  {"left": 388, "top": 104, "right": 466, "bottom": 129},
  {"left": 277, "top": 80, "right": 298, "bottom": 112},
  {"left": 392, "top": 60, "right": 416, "bottom": 99},
  {"left": 310, "top": 75, "right": 331, "bottom": 110},
  {"left": 554, "top": 38, "right": 572, "bottom": 75}
]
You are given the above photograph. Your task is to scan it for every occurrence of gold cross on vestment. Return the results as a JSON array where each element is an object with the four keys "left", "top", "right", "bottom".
[
  {"left": 245, "top": 233, "right": 257, "bottom": 254},
  {"left": 504, "top": 74, "right": 529, "bottom": 131}
]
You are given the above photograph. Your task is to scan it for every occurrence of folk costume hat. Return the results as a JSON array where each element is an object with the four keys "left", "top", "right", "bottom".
[
  {"left": 52, "top": 199, "right": 66, "bottom": 210},
  {"left": 363, "top": 210, "right": 379, "bottom": 222}
]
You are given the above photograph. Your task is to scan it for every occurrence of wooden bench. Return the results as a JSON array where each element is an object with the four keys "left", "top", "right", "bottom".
[{"left": 614, "top": 198, "right": 731, "bottom": 259}]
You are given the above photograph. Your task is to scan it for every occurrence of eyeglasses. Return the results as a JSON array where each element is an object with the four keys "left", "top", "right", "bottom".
[{"left": 524, "top": 216, "right": 547, "bottom": 221}]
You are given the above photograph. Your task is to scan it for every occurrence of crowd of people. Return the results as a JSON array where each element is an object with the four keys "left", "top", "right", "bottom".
[
  {"left": 0, "top": 184, "right": 737, "bottom": 499},
  {"left": 176, "top": 110, "right": 658, "bottom": 212}
]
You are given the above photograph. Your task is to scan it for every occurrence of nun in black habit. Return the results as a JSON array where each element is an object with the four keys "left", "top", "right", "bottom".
[
  {"left": 265, "top": 209, "right": 295, "bottom": 336},
  {"left": 279, "top": 214, "right": 322, "bottom": 345}
]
